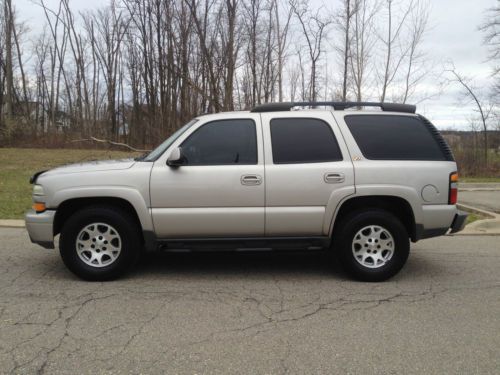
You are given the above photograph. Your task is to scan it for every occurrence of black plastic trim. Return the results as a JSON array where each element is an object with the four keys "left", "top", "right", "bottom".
[
  {"left": 414, "top": 225, "right": 449, "bottom": 241},
  {"left": 30, "top": 170, "right": 48, "bottom": 184},
  {"left": 153, "top": 236, "right": 331, "bottom": 252},
  {"left": 251, "top": 101, "right": 416, "bottom": 114},
  {"left": 450, "top": 210, "right": 468, "bottom": 234}
]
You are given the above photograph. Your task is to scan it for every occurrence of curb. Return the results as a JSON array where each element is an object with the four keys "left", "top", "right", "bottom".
[
  {"left": 459, "top": 188, "right": 500, "bottom": 192},
  {"left": 451, "top": 203, "right": 500, "bottom": 236},
  {"left": 0, "top": 220, "right": 25, "bottom": 228}
]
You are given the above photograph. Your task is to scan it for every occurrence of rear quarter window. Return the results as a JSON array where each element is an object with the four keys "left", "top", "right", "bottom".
[{"left": 344, "top": 115, "right": 447, "bottom": 161}]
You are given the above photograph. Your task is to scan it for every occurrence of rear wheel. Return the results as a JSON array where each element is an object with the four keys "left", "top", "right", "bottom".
[
  {"left": 334, "top": 209, "right": 410, "bottom": 282},
  {"left": 60, "top": 206, "right": 141, "bottom": 281}
]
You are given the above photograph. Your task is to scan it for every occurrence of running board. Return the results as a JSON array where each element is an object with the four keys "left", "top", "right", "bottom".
[{"left": 154, "top": 236, "right": 331, "bottom": 252}]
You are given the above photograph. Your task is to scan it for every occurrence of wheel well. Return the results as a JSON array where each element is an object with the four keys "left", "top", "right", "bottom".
[
  {"left": 53, "top": 197, "right": 143, "bottom": 240},
  {"left": 333, "top": 196, "right": 416, "bottom": 241}
]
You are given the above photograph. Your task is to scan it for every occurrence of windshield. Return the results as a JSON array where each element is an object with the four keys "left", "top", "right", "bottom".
[{"left": 142, "top": 119, "right": 198, "bottom": 161}]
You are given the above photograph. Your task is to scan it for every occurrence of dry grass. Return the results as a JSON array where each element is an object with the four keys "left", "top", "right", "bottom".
[{"left": 0, "top": 148, "right": 140, "bottom": 219}]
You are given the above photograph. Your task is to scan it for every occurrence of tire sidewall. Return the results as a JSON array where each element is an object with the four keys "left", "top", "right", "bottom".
[
  {"left": 60, "top": 207, "right": 140, "bottom": 281},
  {"left": 336, "top": 210, "right": 410, "bottom": 282}
]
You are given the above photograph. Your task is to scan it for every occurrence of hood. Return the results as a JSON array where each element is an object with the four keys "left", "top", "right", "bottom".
[{"left": 37, "top": 158, "right": 136, "bottom": 180}]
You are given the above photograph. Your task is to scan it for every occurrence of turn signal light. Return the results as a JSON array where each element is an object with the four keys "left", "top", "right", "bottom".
[
  {"left": 32, "top": 202, "right": 46, "bottom": 213},
  {"left": 449, "top": 172, "right": 458, "bottom": 205}
]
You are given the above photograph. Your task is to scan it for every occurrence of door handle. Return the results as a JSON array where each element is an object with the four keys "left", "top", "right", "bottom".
[
  {"left": 241, "top": 174, "right": 262, "bottom": 186},
  {"left": 324, "top": 172, "right": 345, "bottom": 183}
]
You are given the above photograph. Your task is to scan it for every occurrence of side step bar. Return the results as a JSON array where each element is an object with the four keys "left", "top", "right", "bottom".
[{"left": 151, "top": 236, "right": 331, "bottom": 252}]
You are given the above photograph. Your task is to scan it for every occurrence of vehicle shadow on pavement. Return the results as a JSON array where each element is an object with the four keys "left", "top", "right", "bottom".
[{"left": 129, "top": 250, "right": 348, "bottom": 280}]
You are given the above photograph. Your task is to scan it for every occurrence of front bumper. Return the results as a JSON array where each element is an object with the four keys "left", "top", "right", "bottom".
[
  {"left": 449, "top": 210, "right": 468, "bottom": 234},
  {"left": 25, "top": 209, "right": 55, "bottom": 249}
]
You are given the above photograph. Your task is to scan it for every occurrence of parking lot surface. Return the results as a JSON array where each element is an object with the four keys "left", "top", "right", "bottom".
[{"left": 0, "top": 228, "right": 499, "bottom": 374}]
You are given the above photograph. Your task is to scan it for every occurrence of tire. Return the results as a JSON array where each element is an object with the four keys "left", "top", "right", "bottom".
[
  {"left": 333, "top": 209, "right": 410, "bottom": 282},
  {"left": 59, "top": 206, "right": 141, "bottom": 281}
]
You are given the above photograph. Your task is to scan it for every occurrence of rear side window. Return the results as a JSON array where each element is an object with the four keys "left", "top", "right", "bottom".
[
  {"left": 181, "top": 119, "right": 257, "bottom": 165},
  {"left": 345, "top": 115, "right": 447, "bottom": 161},
  {"left": 270, "top": 118, "right": 343, "bottom": 164}
]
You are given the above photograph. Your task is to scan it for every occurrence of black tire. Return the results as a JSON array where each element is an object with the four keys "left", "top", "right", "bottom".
[
  {"left": 333, "top": 209, "right": 410, "bottom": 282},
  {"left": 59, "top": 206, "right": 141, "bottom": 281}
]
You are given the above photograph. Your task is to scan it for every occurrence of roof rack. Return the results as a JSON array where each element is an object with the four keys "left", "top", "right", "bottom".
[{"left": 250, "top": 101, "right": 416, "bottom": 114}]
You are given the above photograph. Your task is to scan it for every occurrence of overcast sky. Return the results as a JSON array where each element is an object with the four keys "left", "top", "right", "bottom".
[{"left": 14, "top": 0, "right": 497, "bottom": 130}]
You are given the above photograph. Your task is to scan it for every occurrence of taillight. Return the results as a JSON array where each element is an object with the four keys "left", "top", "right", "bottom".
[{"left": 449, "top": 172, "right": 458, "bottom": 205}]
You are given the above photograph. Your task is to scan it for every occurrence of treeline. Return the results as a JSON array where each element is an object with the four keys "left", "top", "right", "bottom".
[{"left": 0, "top": 0, "right": 457, "bottom": 147}]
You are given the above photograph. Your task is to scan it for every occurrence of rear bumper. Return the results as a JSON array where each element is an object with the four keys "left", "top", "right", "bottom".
[
  {"left": 449, "top": 210, "right": 468, "bottom": 234},
  {"left": 25, "top": 210, "right": 55, "bottom": 249},
  {"left": 414, "top": 207, "right": 468, "bottom": 240}
]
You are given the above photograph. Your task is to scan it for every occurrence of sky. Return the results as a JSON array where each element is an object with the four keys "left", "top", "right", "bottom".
[{"left": 14, "top": 0, "right": 498, "bottom": 130}]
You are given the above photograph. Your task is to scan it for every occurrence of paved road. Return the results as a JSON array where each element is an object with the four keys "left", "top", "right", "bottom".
[
  {"left": 459, "top": 190, "right": 500, "bottom": 213},
  {"left": 0, "top": 228, "right": 499, "bottom": 374}
]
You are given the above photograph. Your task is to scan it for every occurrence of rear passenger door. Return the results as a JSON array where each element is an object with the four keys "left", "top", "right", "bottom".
[{"left": 261, "top": 112, "right": 355, "bottom": 236}]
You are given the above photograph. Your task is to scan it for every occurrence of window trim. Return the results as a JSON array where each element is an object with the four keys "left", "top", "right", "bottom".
[
  {"left": 344, "top": 114, "right": 448, "bottom": 161},
  {"left": 269, "top": 117, "right": 344, "bottom": 164},
  {"left": 179, "top": 118, "right": 259, "bottom": 166}
]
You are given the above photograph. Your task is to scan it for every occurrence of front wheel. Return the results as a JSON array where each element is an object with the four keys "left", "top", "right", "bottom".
[
  {"left": 334, "top": 209, "right": 410, "bottom": 282},
  {"left": 59, "top": 206, "right": 141, "bottom": 281}
]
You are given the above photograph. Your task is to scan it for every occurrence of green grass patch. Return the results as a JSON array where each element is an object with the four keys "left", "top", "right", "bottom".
[
  {"left": 0, "top": 148, "right": 140, "bottom": 220},
  {"left": 465, "top": 213, "right": 482, "bottom": 225}
]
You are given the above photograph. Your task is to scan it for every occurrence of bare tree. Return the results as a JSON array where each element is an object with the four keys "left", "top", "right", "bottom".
[
  {"left": 336, "top": 0, "right": 357, "bottom": 101},
  {"left": 400, "top": 0, "right": 429, "bottom": 103},
  {"left": 349, "top": 0, "right": 379, "bottom": 102},
  {"left": 291, "top": 0, "right": 332, "bottom": 101},
  {"left": 378, "top": 0, "right": 412, "bottom": 102},
  {"left": 447, "top": 65, "right": 491, "bottom": 164},
  {"left": 480, "top": 1, "right": 500, "bottom": 97},
  {"left": 1, "top": 0, "right": 439, "bottom": 149},
  {"left": 3, "top": 0, "right": 13, "bottom": 118},
  {"left": 274, "top": 0, "right": 293, "bottom": 102}
]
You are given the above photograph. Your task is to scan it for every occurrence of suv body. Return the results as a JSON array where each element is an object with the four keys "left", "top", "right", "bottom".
[{"left": 25, "top": 102, "right": 467, "bottom": 281}]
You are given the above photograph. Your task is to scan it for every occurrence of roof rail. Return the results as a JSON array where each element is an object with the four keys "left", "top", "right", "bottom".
[{"left": 250, "top": 101, "right": 416, "bottom": 114}]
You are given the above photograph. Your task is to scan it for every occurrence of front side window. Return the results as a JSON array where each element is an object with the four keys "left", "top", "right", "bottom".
[
  {"left": 181, "top": 119, "right": 257, "bottom": 165},
  {"left": 270, "top": 118, "right": 343, "bottom": 164}
]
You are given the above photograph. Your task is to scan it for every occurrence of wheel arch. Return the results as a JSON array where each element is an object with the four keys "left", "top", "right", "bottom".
[
  {"left": 330, "top": 195, "right": 418, "bottom": 241},
  {"left": 53, "top": 197, "right": 146, "bottom": 239}
]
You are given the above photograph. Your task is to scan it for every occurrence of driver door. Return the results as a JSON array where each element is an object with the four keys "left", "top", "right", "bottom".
[{"left": 149, "top": 114, "right": 265, "bottom": 238}]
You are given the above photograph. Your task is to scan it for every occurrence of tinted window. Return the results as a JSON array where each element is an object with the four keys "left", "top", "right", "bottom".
[
  {"left": 345, "top": 115, "right": 446, "bottom": 161},
  {"left": 181, "top": 119, "right": 257, "bottom": 165},
  {"left": 270, "top": 118, "right": 343, "bottom": 164}
]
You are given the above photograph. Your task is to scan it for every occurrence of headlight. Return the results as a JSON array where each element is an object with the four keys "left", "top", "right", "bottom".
[{"left": 33, "top": 184, "right": 45, "bottom": 196}]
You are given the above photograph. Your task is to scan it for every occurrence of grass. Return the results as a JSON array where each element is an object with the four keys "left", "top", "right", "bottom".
[
  {"left": 465, "top": 213, "right": 482, "bottom": 225},
  {"left": 0, "top": 148, "right": 140, "bottom": 220}
]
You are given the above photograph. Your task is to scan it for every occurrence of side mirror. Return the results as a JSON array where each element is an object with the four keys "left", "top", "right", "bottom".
[{"left": 167, "top": 147, "right": 186, "bottom": 167}]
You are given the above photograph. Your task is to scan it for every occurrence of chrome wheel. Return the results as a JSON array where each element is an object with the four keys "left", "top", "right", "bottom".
[
  {"left": 352, "top": 225, "right": 395, "bottom": 269},
  {"left": 76, "top": 223, "right": 122, "bottom": 268}
]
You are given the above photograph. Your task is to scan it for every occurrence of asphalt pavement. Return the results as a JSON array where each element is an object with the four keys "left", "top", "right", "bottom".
[{"left": 0, "top": 228, "right": 499, "bottom": 374}]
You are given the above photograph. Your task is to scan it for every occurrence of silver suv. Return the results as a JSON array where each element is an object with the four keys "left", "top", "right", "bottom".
[{"left": 25, "top": 102, "right": 467, "bottom": 281}]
